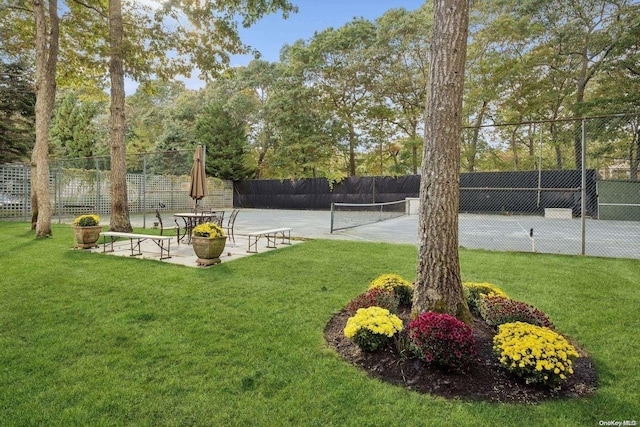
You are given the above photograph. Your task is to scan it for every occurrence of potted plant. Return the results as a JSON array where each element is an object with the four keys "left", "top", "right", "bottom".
[
  {"left": 191, "top": 222, "right": 227, "bottom": 266},
  {"left": 71, "top": 214, "right": 102, "bottom": 249}
]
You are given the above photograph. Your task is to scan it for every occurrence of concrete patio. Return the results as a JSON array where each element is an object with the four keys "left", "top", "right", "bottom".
[{"left": 88, "top": 232, "right": 302, "bottom": 268}]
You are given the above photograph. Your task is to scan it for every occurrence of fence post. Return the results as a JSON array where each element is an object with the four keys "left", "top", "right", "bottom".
[
  {"left": 581, "top": 118, "right": 587, "bottom": 255},
  {"left": 142, "top": 155, "right": 147, "bottom": 228},
  {"left": 94, "top": 157, "right": 101, "bottom": 215}
]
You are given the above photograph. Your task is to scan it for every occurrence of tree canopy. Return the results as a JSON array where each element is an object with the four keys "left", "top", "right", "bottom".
[{"left": 4, "top": 0, "right": 639, "bottom": 181}]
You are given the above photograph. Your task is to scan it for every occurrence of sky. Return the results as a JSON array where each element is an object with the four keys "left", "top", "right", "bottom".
[
  {"left": 175, "top": 0, "right": 426, "bottom": 91},
  {"left": 233, "top": 0, "right": 425, "bottom": 64}
]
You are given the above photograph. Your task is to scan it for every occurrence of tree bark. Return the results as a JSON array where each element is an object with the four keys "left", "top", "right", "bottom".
[
  {"left": 413, "top": 0, "right": 472, "bottom": 324},
  {"left": 31, "top": 0, "right": 59, "bottom": 238},
  {"left": 108, "top": 0, "right": 132, "bottom": 232}
]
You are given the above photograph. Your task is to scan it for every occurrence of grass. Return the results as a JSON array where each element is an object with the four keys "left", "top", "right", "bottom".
[{"left": 0, "top": 221, "right": 639, "bottom": 426}]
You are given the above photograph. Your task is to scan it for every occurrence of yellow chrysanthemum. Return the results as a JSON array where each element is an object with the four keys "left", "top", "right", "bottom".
[{"left": 493, "top": 322, "right": 579, "bottom": 386}]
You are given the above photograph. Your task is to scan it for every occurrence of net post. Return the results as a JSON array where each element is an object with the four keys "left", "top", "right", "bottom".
[{"left": 330, "top": 202, "right": 335, "bottom": 233}]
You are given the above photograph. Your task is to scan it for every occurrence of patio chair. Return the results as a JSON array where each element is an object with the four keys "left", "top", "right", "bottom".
[
  {"left": 210, "top": 210, "right": 225, "bottom": 226},
  {"left": 155, "top": 209, "right": 181, "bottom": 243},
  {"left": 223, "top": 209, "right": 239, "bottom": 243}
]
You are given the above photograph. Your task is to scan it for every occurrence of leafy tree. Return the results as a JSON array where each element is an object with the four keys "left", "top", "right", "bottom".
[
  {"left": 49, "top": 90, "right": 100, "bottom": 158},
  {"left": 287, "top": 19, "right": 378, "bottom": 176},
  {"left": 194, "top": 101, "right": 251, "bottom": 180},
  {"left": 232, "top": 60, "right": 282, "bottom": 178},
  {"left": 126, "top": 80, "right": 187, "bottom": 154},
  {"left": 268, "top": 70, "right": 335, "bottom": 178},
  {"left": 0, "top": 60, "right": 35, "bottom": 163},
  {"left": 492, "top": 0, "right": 639, "bottom": 169},
  {"left": 414, "top": 0, "right": 472, "bottom": 324},
  {"left": 372, "top": 5, "right": 432, "bottom": 175}
]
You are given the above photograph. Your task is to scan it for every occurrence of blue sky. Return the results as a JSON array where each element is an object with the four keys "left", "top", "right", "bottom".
[
  {"left": 232, "top": 0, "right": 426, "bottom": 65},
  {"left": 173, "top": 0, "right": 425, "bottom": 91}
]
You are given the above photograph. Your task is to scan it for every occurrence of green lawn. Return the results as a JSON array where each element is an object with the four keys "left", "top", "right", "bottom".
[{"left": 0, "top": 221, "right": 638, "bottom": 426}]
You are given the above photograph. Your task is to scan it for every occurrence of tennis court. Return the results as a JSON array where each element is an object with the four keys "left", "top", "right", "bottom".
[
  {"left": 222, "top": 208, "right": 640, "bottom": 259},
  {"left": 116, "top": 208, "right": 640, "bottom": 261}
]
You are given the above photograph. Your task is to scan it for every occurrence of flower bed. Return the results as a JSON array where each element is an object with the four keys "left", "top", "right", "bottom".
[
  {"left": 345, "top": 288, "right": 399, "bottom": 314},
  {"left": 368, "top": 273, "right": 414, "bottom": 306},
  {"left": 462, "top": 281, "right": 508, "bottom": 316},
  {"left": 408, "top": 311, "right": 477, "bottom": 372},
  {"left": 480, "top": 295, "right": 554, "bottom": 329},
  {"left": 493, "top": 322, "right": 580, "bottom": 386},
  {"left": 343, "top": 306, "right": 403, "bottom": 352}
]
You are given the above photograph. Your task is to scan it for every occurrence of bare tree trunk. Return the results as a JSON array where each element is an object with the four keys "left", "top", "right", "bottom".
[
  {"left": 31, "top": 0, "right": 59, "bottom": 238},
  {"left": 108, "top": 0, "right": 132, "bottom": 232},
  {"left": 631, "top": 118, "right": 640, "bottom": 181},
  {"left": 348, "top": 123, "right": 357, "bottom": 176},
  {"left": 413, "top": 0, "right": 471, "bottom": 324},
  {"left": 510, "top": 127, "right": 519, "bottom": 171},
  {"left": 466, "top": 99, "right": 487, "bottom": 172}
]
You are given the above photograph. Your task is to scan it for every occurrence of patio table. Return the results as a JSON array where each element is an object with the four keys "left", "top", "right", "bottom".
[{"left": 173, "top": 212, "right": 225, "bottom": 244}]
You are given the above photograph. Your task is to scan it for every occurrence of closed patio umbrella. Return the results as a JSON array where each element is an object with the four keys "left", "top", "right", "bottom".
[{"left": 189, "top": 145, "right": 208, "bottom": 211}]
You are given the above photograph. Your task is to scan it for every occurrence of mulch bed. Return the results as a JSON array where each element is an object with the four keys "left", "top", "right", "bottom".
[{"left": 324, "top": 308, "right": 597, "bottom": 403}]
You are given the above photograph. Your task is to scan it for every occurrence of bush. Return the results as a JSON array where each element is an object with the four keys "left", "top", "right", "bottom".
[
  {"left": 493, "top": 322, "right": 579, "bottom": 387},
  {"left": 480, "top": 295, "right": 553, "bottom": 329},
  {"left": 408, "top": 312, "right": 477, "bottom": 372},
  {"left": 462, "top": 282, "right": 508, "bottom": 316},
  {"left": 343, "top": 306, "right": 403, "bottom": 352},
  {"left": 368, "top": 273, "right": 414, "bottom": 306},
  {"left": 346, "top": 288, "right": 399, "bottom": 314}
]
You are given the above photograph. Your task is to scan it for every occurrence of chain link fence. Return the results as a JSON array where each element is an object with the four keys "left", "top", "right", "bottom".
[
  {"left": 455, "top": 113, "right": 640, "bottom": 258},
  {"left": 0, "top": 149, "right": 233, "bottom": 224},
  {"left": 1, "top": 115, "right": 639, "bottom": 258}
]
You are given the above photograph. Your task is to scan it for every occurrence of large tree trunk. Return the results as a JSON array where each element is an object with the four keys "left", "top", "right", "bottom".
[
  {"left": 108, "top": 0, "right": 132, "bottom": 232},
  {"left": 31, "top": 0, "right": 59, "bottom": 238},
  {"left": 413, "top": 0, "right": 472, "bottom": 324}
]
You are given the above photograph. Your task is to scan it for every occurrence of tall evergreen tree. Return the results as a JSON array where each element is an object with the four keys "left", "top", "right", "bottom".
[
  {"left": 195, "top": 102, "right": 251, "bottom": 181},
  {"left": 0, "top": 61, "right": 35, "bottom": 163}
]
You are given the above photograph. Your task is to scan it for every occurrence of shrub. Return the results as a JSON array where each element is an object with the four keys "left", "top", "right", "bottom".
[
  {"left": 462, "top": 282, "right": 508, "bottom": 316},
  {"left": 368, "top": 273, "right": 414, "bottom": 306},
  {"left": 493, "top": 322, "right": 579, "bottom": 387},
  {"left": 192, "top": 222, "right": 225, "bottom": 238},
  {"left": 73, "top": 214, "right": 100, "bottom": 227},
  {"left": 344, "top": 306, "right": 403, "bottom": 352},
  {"left": 346, "top": 288, "right": 399, "bottom": 314},
  {"left": 408, "top": 311, "right": 477, "bottom": 372},
  {"left": 480, "top": 295, "right": 553, "bottom": 329}
]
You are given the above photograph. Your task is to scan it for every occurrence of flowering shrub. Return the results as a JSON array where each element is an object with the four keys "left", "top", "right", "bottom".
[
  {"left": 345, "top": 288, "right": 399, "bottom": 314},
  {"left": 480, "top": 295, "right": 554, "bottom": 329},
  {"left": 344, "top": 306, "right": 403, "bottom": 352},
  {"left": 462, "top": 282, "right": 508, "bottom": 316},
  {"left": 493, "top": 322, "right": 579, "bottom": 386},
  {"left": 73, "top": 214, "right": 100, "bottom": 227},
  {"left": 408, "top": 312, "right": 477, "bottom": 372},
  {"left": 192, "top": 222, "right": 225, "bottom": 238},
  {"left": 368, "top": 273, "right": 414, "bottom": 306}
]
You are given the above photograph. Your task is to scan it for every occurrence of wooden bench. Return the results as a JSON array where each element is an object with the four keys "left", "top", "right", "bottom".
[
  {"left": 246, "top": 228, "right": 292, "bottom": 253},
  {"left": 100, "top": 232, "right": 173, "bottom": 260}
]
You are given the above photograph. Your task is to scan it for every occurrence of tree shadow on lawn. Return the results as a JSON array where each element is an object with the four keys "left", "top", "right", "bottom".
[{"left": 324, "top": 308, "right": 597, "bottom": 403}]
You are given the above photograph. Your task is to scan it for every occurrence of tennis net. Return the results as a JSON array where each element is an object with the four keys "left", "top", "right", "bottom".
[{"left": 330, "top": 200, "right": 407, "bottom": 233}]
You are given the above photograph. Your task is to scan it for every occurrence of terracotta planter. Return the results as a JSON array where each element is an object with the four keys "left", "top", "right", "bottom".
[
  {"left": 191, "top": 235, "right": 227, "bottom": 266},
  {"left": 71, "top": 225, "right": 102, "bottom": 249}
]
